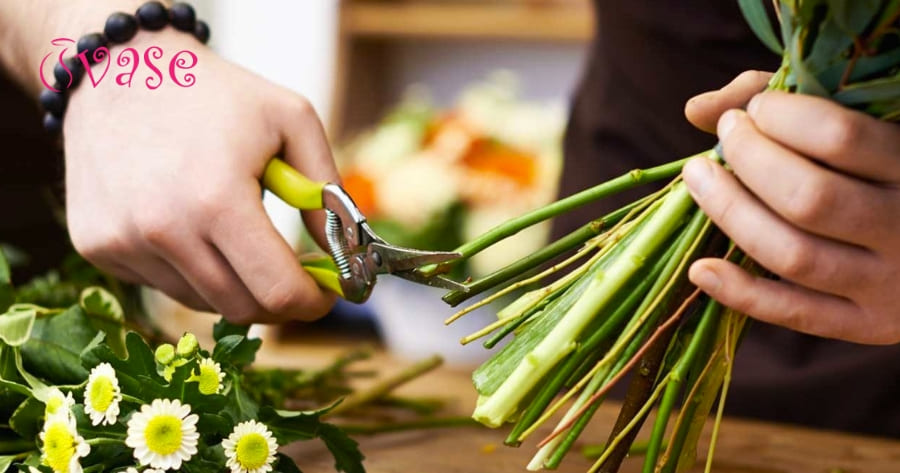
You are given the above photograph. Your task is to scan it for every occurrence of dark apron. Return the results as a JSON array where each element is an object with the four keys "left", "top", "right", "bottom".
[{"left": 557, "top": 0, "right": 900, "bottom": 437}]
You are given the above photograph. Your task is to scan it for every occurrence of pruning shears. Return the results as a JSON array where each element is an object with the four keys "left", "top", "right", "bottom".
[{"left": 262, "top": 158, "right": 467, "bottom": 303}]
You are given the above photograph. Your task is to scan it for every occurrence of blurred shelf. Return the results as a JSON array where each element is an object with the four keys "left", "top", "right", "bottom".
[{"left": 341, "top": 1, "right": 593, "bottom": 42}]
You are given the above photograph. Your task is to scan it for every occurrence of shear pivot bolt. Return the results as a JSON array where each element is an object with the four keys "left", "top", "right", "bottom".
[{"left": 372, "top": 251, "right": 382, "bottom": 267}]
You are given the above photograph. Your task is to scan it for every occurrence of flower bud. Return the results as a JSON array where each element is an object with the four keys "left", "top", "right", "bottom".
[
  {"left": 176, "top": 332, "right": 199, "bottom": 357},
  {"left": 155, "top": 343, "right": 176, "bottom": 365}
]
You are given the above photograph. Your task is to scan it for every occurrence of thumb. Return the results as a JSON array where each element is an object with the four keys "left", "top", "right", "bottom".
[{"left": 685, "top": 70, "right": 772, "bottom": 134}]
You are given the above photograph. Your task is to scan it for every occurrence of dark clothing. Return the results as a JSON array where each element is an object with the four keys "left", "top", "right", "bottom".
[
  {"left": 0, "top": 72, "right": 69, "bottom": 282},
  {"left": 561, "top": 0, "right": 900, "bottom": 437}
]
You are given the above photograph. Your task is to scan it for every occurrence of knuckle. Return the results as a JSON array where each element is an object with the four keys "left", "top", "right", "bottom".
[
  {"left": 785, "top": 177, "right": 835, "bottom": 225},
  {"left": 258, "top": 281, "right": 304, "bottom": 316},
  {"left": 777, "top": 237, "right": 818, "bottom": 281},
  {"left": 286, "top": 95, "right": 315, "bottom": 118},
  {"left": 135, "top": 206, "right": 179, "bottom": 248},
  {"left": 823, "top": 112, "right": 863, "bottom": 156}
]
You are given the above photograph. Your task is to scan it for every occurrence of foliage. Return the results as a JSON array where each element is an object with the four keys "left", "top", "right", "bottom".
[{"left": 0, "top": 246, "right": 365, "bottom": 473}]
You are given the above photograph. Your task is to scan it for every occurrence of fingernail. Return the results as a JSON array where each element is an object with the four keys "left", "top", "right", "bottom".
[
  {"left": 717, "top": 109, "right": 742, "bottom": 140},
  {"left": 691, "top": 267, "right": 721, "bottom": 293},
  {"left": 683, "top": 158, "right": 713, "bottom": 198},
  {"left": 746, "top": 93, "right": 763, "bottom": 117}
]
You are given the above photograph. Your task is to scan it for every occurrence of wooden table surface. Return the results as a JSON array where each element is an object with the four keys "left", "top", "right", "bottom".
[{"left": 255, "top": 338, "right": 900, "bottom": 473}]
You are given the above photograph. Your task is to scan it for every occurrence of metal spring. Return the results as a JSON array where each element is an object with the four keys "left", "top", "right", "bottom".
[{"left": 325, "top": 210, "right": 352, "bottom": 278}]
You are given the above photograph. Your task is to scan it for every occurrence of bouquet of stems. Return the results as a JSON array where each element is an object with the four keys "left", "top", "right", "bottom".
[{"left": 429, "top": 1, "right": 900, "bottom": 472}]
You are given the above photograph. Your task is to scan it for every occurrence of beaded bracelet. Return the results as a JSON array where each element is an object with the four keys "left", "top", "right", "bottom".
[{"left": 39, "top": 1, "right": 210, "bottom": 133}]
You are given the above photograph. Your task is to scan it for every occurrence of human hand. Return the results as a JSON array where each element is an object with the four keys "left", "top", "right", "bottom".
[
  {"left": 682, "top": 70, "right": 900, "bottom": 345},
  {"left": 64, "top": 29, "right": 338, "bottom": 323}
]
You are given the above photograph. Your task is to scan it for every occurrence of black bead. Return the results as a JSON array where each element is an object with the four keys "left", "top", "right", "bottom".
[
  {"left": 76, "top": 33, "right": 108, "bottom": 64},
  {"left": 39, "top": 88, "right": 67, "bottom": 116},
  {"left": 193, "top": 20, "right": 210, "bottom": 44},
  {"left": 53, "top": 57, "right": 84, "bottom": 89},
  {"left": 43, "top": 113, "right": 63, "bottom": 133},
  {"left": 170, "top": 3, "right": 196, "bottom": 32},
  {"left": 105, "top": 12, "right": 139, "bottom": 43},
  {"left": 136, "top": 1, "right": 169, "bottom": 30}
]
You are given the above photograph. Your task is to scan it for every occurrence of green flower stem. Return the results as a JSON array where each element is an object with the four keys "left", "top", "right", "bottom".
[
  {"left": 505, "top": 238, "right": 681, "bottom": 447},
  {"left": 328, "top": 355, "right": 442, "bottom": 416},
  {"left": 441, "top": 196, "right": 651, "bottom": 307},
  {"left": 429, "top": 158, "right": 692, "bottom": 280},
  {"left": 471, "top": 183, "right": 695, "bottom": 428},
  {"left": 642, "top": 298, "right": 723, "bottom": 473},
  {"left": 121, "top": 393, "right": 144, "bottom": 404}
]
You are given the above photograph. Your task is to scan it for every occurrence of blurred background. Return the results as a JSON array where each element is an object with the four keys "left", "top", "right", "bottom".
[{"left": 151, "top": 0, "right": 594, "bottom": 365}]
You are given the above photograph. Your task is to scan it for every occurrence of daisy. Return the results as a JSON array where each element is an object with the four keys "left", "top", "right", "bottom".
[
  {"left": 40, "top": 414, "right": 90, "bottom": 473},
  {"left": 222, "top": 420, "right": 278, "bottom": 473},
  {"left": 125, "top": 398, "right": 199, "bottom": 470},
  {"left": 84, "top": 362, "right": 122, "bottom": 425},
  {"left": 44, "top": 388, "right": 75, "bottom": 424},
  {"left": 190, "top": 358, "right": 225, "bottom": 395}
]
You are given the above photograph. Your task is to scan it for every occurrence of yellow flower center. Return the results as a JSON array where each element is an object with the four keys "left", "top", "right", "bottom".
[
  {"left": 89, "top": 376, "right": 115, "bottom": 412},
  {"left": 43, "top": 421, "right": 76, "bottom": 473},
  {"left": 196, "top": 364, "right": 220, "bottom": 395},
  {"left": 144, "top": 415, "right": 183, "bottom": 456},
  {"left": 235, "top": 433, "right": 269, "bottom": 470}
]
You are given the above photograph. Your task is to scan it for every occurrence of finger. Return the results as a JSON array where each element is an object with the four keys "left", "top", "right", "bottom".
[
  {"left": 716, "top": 109, "right": 897, "bottom": 247},
  {"left": 128, "top": 254, "right": 212, "bottom": 312},
  {"left": 747, "top": 91, "right": 900, "bottom": 183},
  {"left": 132, "top": 209, "right": 277, "bottom": 323},
  {"left": 275, "top": 95, "right": 342, "bottom": 251},
  {"left": 208, "top": 193, "right": 336, "bottom": 322},
  {"left": 688, "top": 258, "right": 891, "bottom": 344},
  {"left": 682, "top": 157, "right": 880, "bottom": 297},
  {"left": 685, "top": 70, "right": 772, "bottom": 133}
]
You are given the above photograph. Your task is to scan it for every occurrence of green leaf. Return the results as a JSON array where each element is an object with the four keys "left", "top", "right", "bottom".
[
  {"left": 738, "top": 0, "right": 784, "bottom": 54},
  {"left": 827, "top": 0, "right": 882, "bottom": 35},
  {"left": 20, "top": 305, "right": 98, "bottom": 384},
  {"left": 0, "top": 248, "right": 13, "bottom": 314},
  {"left": 275, "top": 453, "right": 304, "bottom": 473},
  {"left": 317, "top": 423, "right": 365, "bottom": 473},
  {"left": 213, "top": 318, "right": 249, "bottom": 342},
  {"left": 212, "top": 335, "right": 261, "bottom": 368},
  {"left": 79, "top": 287, "right": 126, "bottom": 357},
  {"left": 833, "top": 73, "right": 900, "bottom": 104},
  {"left": 223, "top": 375, "right": 259, "bottom": 422},
  {"left": 0, "top": 311, "right": 35, "bottom": 347},
  {"left": 9, "top": 397, "right": 43, "bottom": 440},
  {"left": 82, "top": 332, "right": 166, "bottom": 398},
  {"left": 0, "top": 455, "right": 16, "bottom": 473},
  {"left": 260, "top": 406, "right": 364, "bottom": 473},
  {"left": 790, "top": 28, "right": 830, "bottom": 96}
]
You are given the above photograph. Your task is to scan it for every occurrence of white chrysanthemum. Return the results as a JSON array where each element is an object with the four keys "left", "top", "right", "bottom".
[
  {"left": 222, "top": 420, "right": 279, "bottom": 473},
  {"left": 125, "top": 399, "right": 199, "bottom": 470},
  {"left": 190, "top": 358, "right": 225, "bottom": 395},
  {"left": 39, "top": 415, "right": 90, "bottom": 473},
  {"left": 84, "top": 362, "right": 122, "bottom": 426},
  {"left": 44, "top": 388, "right": 75, "bottom": 424}
]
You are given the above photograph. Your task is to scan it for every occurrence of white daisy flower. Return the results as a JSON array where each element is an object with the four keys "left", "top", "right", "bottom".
[
  {"left": 84, "top": 362, "right": 122, "bottom": 426},
  {"left": 44, "top": 388, "right": 75, "bottom": 424},
  {"left": 39, "top": 414, "right": 90, "bottom": 473},
  {"left": 222, "top": 420, "right": 279, "bottom": 473},
  {"left": 190, "top": 358, "right": 225, "bottom": 395},
  {"left": 125, "top": 398, "right": 199, "bottom": 470}
]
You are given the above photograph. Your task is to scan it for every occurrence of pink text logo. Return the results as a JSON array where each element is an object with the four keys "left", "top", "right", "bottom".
[{"left": 40, "top": 37, "right": 198, "bottom": 92}]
